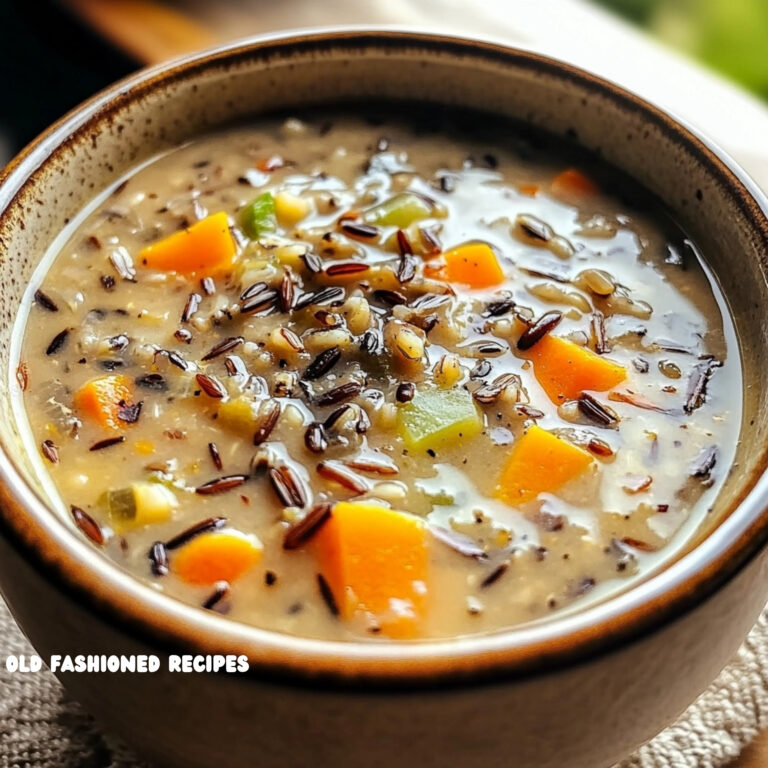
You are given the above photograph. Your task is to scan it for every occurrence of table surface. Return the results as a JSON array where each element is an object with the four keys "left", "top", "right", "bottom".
[{"left": 23, "top": 1, "right": 768, "bottom": 765}]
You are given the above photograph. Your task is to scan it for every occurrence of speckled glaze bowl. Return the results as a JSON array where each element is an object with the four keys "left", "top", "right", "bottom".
[{"left": 1, "top": 30, "right": 768, "bottom": 768}]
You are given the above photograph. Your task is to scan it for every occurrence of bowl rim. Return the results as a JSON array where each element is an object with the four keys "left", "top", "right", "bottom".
[{"left": 2, "top": 27, "right": 768, "bottom": 688}]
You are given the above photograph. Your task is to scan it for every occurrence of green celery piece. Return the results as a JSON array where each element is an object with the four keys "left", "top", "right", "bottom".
[
  {"left": 241, "top": 192, "right": 277, "bottom": 239},
  {"left": 363, "top": 193, "right": 434, "bottom": 229},
  {"left": 106, "top": 487, "right": 137, "bottom": 523},
  {"left": 398, "top": 388, "right": 482, "bottom": 452}
]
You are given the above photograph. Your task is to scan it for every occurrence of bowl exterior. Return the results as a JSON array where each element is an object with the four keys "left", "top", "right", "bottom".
[
  {"left": 1, "top": 30, "right": 768, "bottom": 768},
  {"left": 1, "top": 524, "right": 766, "bottom": 768}
]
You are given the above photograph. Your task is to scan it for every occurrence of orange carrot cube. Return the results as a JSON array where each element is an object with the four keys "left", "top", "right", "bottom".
[
  {"left": 139, "top": 211, "right": 236, "bottom": 276},
  {"left": 520, "top": 335, "right": 626, "bottom": 403},
  {"left": 442, "top": 242, "right": 505, "bottom": 289},
  {"left": 495, "top": 425, "right": 593, "bottom": 505},
  {"left": 74, "top": 375, "right": 134, "bottom": 430},
  {"left": 314, "top": 501, "right": 429, "bottom": 638},
  {"left": 173, "top": 530, "right": 262, "bottom": 586}
]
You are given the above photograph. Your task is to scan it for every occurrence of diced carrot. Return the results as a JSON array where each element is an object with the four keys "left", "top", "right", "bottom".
[
  {"left": 314, "top": 501, "right": 429, "bottom": 638},
  {"left": 442, "top": 242, "right": 505, "bottom": 289},
  {"left": 173, "top": 530, "right": 262, "bottom": 586},
  {"left": 74, "top": 375, "right": 135, "bottom": 430},
  {"left": 518, "top": 183, "right": 540, "bottom": 197},
  {"left": 495, "top": 425, "right": 593, "bottom": 505},
  {"left": 520, "top": 335, "right": 626, "bottom": 403},
  {"left": 551, "top": 169, "right": 599, "bottom": 199},
  {"left": 139, "top": 212, "right": 236, "bottom": 276}
]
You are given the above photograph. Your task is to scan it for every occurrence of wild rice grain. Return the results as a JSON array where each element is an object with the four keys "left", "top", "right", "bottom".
[
  {"left": 41, "top": 439, "right": 59, "bottom": 464},
  {"left": 305, "top": 422, "right": 329, "bottom": 454},
  {"left": 294, "top": 286, "right": 345, "bottom": 311},
  {"left": 316, "top": 573, "right": 340, "bottom": 616},
  {"left": 361, "top": 329, "right": 383, "bottom": 355},
  {"left": 592, "top": 310, "right": 609, "bottom": 354},
  {"left": 136, "top": 373, "right": 167, "bottom": 391},
  {"left": 208, "top": 442, "right": 223, "bottom": 471},
  {"left": 195, "top": 475, "right": 249, "bottom": 495},
  {"left": 279, "top": 327, "right": 304, "bottom": 352},
  {"left": 516, "top": 214, "right": 553, "bottom": 242},
  {"left": 149, "top": 541, "right": 169, "bottom": 576},
  {"left": 34, "top": 289, "right": 59, "bottom": 312},
  {"left": 396, "top": 382, "right": 416, "bottom": 403},
  {"left": 241, "top": 289, "right": 278, "bottom": 316},
  {"left": 165, "top": 350, "right": 190, "bottom": 372},
  {"left": 324, "top": 261, "right": 370, "bottom": 277},
  {"left": 410, "top": 293, "right": 451, "bottom": 311},
  {"left": 315, "top": 381, "right": 362, "bottom": 407},
  {"left": 45, "top": 329, "right": 69, "bottom": 356},
  {"left": 317, "top": 460, "right": 369, "bottom": 494},
  {"left": 339, "top": 221, "right": 379, "bottom": 240},
  {"left": 300, "top": 251, "right": 323, "bottom": 274},
  {"left": 578, "top": 393, "right": 619, "bottom": 428},
  {"left": 303, "top": 346, "right": 342, "bottom": 381},
  {"left": 253, "top": 401, "right": 281, "bottom": 445},
  {"left": 71, "top": 505, "right": 105, "bottom": 545},
  {"left": 89, "top": 436, "right": 126, "bottom": 451},
  {"left": 181, "top": 293, "right": 201, "bottom": 323},
  {"left": 240, "top": 281, "right": 269, "bottom": 301},
  {"left": 343, "top": 456, "right": 398, "bottom": 476},
  {"left": 268, "top": 465, "right": 308, "bottom": 508},
  {"left": 373, "top": 289, "right": 408, "bottom": 307},
  {"left": 165, "top": 517, "right": 227, "bottom": 549},
  {"left": 202, "top": 581, "right": 231, "bottom": 612},
  {"left": 280, "top": 269, "right": 295, "bottom": 312},
  {"left": 201, "top": 336, "right": 243, "bottom": 361},
  {"left": 482, "top": 299, "right": 515, "bottom": 318},
  {"left": 224, "top": 355, "right": 249, "bottom": 379},
  {"left": 196, "top": 373, "right": 228, "bottom": 399},
  {"left": 480, "top": 562, "right": 509, "bottom": 588},
  {"left": 517, "top": 311, "right": 562, "bottom": 351},
  {"left": 283, "top": 503, "right": 332, "bottom": 550}
]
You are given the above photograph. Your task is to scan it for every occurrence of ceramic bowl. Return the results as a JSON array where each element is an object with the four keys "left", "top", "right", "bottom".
[{"left": 1, "top": 30, "right": 768, "bottom": 768}]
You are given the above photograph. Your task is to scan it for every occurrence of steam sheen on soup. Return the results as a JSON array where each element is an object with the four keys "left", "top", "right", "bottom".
[{"left": 16, "top": 109, "right": 740, "bottom": 640}]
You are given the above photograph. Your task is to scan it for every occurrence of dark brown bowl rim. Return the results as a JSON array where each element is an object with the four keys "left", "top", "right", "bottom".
[{"left": 1, "top": 28, "right": 768, "bottom": 690}]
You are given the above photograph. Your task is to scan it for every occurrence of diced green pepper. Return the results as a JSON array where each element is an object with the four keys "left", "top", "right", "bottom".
[
  {"left": 363, "top": 193, "right": 438, "bottom": 229},
  {"left": 241, "top": 192, "right": 277, "bottom": 239},
  {"left": 397, "top": 388, "right": 483, "bottom": 452}
]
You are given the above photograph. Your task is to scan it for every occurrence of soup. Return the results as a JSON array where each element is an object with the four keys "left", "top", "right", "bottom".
[{"left": 15, "top": 108, "right": 740, "bottom": 640}]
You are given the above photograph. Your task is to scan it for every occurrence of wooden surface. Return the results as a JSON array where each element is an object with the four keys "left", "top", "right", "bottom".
[
  {"left": 733, "top": 738, "right": 768, "bottom": 768},
  {"left": 58, "top": 1, "right": 768, "bottom": 765}
]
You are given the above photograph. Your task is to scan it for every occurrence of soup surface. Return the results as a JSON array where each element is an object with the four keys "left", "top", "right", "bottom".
[{"left": 16, "top": 108, "right": 740, "bottom": 640}]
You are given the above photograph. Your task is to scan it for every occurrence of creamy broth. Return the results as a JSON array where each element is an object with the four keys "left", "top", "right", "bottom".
[{"left": 16, "top": 108, "right": 741, "bottom": 640}]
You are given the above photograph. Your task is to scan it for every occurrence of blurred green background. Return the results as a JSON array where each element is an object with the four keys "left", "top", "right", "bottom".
[{"left": 593, "top": 0, "right": 768, "bottom": 99}]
